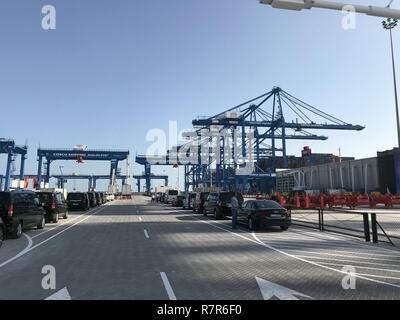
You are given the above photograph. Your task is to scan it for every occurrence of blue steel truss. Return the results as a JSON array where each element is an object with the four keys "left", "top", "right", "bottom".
[
  {"left": 0, "top": 139, "right": 28, "bottom": 191},
  {"left": 36, "top": 148, "right": 129, "bottom": 190}
]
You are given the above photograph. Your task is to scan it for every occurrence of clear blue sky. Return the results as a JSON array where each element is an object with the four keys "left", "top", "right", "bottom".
[{"left": 0, "top": 0, "right": 399, "bottom": 191}]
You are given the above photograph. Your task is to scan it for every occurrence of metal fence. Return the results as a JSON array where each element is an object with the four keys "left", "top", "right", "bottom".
[{"left": 289, "top": 208, "right": 400, "bottom": 246}]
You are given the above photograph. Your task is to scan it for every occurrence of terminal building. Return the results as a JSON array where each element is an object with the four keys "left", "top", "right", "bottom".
[{"left": 275, "top": 148, "right": 400, "bottom": 195}]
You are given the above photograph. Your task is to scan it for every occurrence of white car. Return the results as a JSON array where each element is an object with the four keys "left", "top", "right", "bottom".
[{"left": 106, "top": 194, "right": 115, "bottom": 201}]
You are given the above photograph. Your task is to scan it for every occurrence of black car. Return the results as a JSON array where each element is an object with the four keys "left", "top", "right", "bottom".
[
  {"left": 203, "top": 191, "right": 244, "bottom": 219},
  {"left": 238, "top": 200, "right": 291, "bottom": 231},
  {"left": 172, "top": 195, "right": 185, "bottom": 207},
  {"left": 0, "top": 190, "right": 45, "bottom": 239},
  {"left": 95, "top": 192, "right": 102, "bottom": 205},
  {"left": 0, "top": 218, "right": 5, "bottom": 247},
  {"left": 100, "top": 192, "right": 106, "bottom": 203},
  {"left": 193, "top": 192, "right": 209, "bottom": 213},
  {"left": 87, "top": 192, "right": 98, "bottom": 207},
  {"left": 67, "top": 192, "right": 90, "bottom": 211},
  {"left": 37, "top": 192, "right": 68, "bottom": 223}
]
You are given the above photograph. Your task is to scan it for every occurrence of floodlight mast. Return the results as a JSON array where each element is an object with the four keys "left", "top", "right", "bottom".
[{"left": 259, "top": 0, "right": 400, "bottom": 19}]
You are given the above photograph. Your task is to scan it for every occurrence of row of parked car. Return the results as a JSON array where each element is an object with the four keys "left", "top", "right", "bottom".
[
  {"left": 0, "top": 189, "right": 112, "bottom": 248},
  {"left": 155, "top": 190, "right": 291, "bottom": 231}
]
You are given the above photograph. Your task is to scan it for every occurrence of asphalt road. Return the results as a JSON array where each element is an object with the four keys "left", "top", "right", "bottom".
[{"left": 0, "top": 196, "right": 400, "bottom": 300}]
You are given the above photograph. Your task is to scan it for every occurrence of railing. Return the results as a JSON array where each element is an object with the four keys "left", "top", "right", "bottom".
[{"left": 289, "top": 208, "right": 398, "bottom": 246}]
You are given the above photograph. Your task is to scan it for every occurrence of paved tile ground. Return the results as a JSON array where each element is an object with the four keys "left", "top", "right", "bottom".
[{"left": 0, "top": 196, "right": 399, "bottom": 300}]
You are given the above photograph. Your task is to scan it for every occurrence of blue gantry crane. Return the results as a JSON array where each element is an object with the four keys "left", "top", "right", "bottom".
[
  {"left": 189, "top": 86, "right": 364, "bottom": 192},
  {"left": 36, "top": 148, "right": 130, "bottom": 190},
  {"left": 0, "top": 139, "right": 28, "bottom": 191},
  {"left": 132, "top": 174, "right": 168, "bottom": 192},
  {"left": 51, "top": 174, "right": 130, "bottom": 191},
  {"left": 136, "top": 86, "right": 365, "bottom": 194}
]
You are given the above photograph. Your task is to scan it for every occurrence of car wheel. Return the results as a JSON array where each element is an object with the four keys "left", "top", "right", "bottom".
[
  {"left": 0, "top": 226, "right": 4, "bottom": 247},
  {"left": 280, "top": 226, "right": 289, "bottom": 231},
  {"left": 248, "top": 217, "right": 257, "bottom": 231},
  {"left": 11, "top": 221, "right": 23, "bottom": 239},
  {"left": 213, "top": 209, "right": 218, "bottom": 220},
  {"left": 63, "top": 210, "right": 69, "bottom": 219},
  {"left": 53, "top": 212, "right": 59, "bottom": 223},
  {"left": 37, "top": 216, "right": 45, "bottom": 229}
]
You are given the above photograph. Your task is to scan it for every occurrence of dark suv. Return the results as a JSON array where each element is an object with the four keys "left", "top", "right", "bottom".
[
  {"left": 0, "top": 218, "right": 5, "bottom": 247},
  {"left": 87, "top": 192, "right": 98, "bottom": 207},
  {"left": 193, "top": 192, "right": 209, "bottom": 214},
  {"left": 95, "top": 192, "right": 102, "bottom": 205},
  {"left": 37, "top": 192, "right": 68, "bottom": 223},
  {"left": 67, "top": 192, "right": 90, "bottom": 210},
  {"left": 203, "top": 191, "right": 244, "bottom": 219},
  {"left": 0, "top": 190, "right": 45, "bottom": 238}
]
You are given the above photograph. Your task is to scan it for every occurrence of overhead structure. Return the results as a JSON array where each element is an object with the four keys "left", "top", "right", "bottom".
[
  {"left": 135, "top": 152, "right": 187, "bottom": 194},
  {"left": 132, "top": 174, "right": 169, "bottom": 193},
  {"left": 36, "top": 148, "right": 130, "bottom": 192},
  {"left": 138, "top": 86, "right": 364, "bottom": 194},
  {"left": 259, "top": 0, "right": 400, "bottom": 19},
  {"left": 52, "top": 174, "right": 129, "bottom": 191},
  {"left": 0, "top": 139, "right": 28, "bottom": 191},
  {"left": 189, "top": 86, "right": 364, "bottom": 192}
]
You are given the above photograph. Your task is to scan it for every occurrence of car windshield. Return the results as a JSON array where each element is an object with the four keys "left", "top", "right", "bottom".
[
  {"left": 68, "top": 193, "right": 84, "bottom": 200},
  {"left": 255, "top": 200, "right": 284, "bottom": 210},
  {"left": 38, "top": 193, "right": 53, "bottom": 204},
  {"left": 220, "top": 192, "right": 243, "bottom": 203},
  {"left": 0, "top": 192, "right": 10, "bottom": 208},
  {"left": 168, "top": 190, "right": 178, "bottom": 195},
  {"left": 200, "top": 192, "right": 209, "bottom": 200}
]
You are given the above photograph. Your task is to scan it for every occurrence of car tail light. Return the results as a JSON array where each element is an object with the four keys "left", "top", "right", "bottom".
[
  {"left": 7, "top": 203, "right": 14, "bottom": 217},
  {"left": 51, "top": 202, "right": 56, "bottom": 210}
]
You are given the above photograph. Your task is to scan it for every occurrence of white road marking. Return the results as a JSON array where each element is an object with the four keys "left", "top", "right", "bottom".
[
  {"left": 144, "top": 229, "right": 149, "bottom": 239},
  {"left": 293, "top": 255, "right": 400, "bottom": 268},
  {"left": 45, "top": 287, "right": 71, "bottom": 300},
  {"left": 0, "top": 233, "right": 32, "bottom": 268},
  {"left": 319, "top": 262, "right": 400, "bottom": 274},
  {"left": 0, "top": 206, "right": 106, "bottom": 269},
  {"left": 31, "top": 212, "right": 89, "bottom": 239},
  {"left": 160, "top": 272, "right": 177, "bottom": 300},
  {"left": 354, "top": 273, "right": 400, "bottom": 281},
  {"left": 274, "top": 248, "right": 400, "bottom": 262},
  {"left": 269, "top": 242, "right": 400, "bottom": 258},
  {"left": 183, "top": 213, "right": 400, "bottom": 289},
  {"left": 256, "top": 277, "right": 313, "bottom": 300}
]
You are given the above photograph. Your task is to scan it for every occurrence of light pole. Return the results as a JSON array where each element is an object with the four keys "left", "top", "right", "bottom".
[{"left": 383, "top": 17, "right": 400, "bottom": 148}]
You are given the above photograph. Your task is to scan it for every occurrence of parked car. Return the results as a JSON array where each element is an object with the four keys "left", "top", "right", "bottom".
[
  {"left": 172, "top": 195, "right": 185, "bottom": 207},
  {"left": 203, "top": 191, "right": 244, "bottom": 219},
  {"left": 95, "top": 192, "right": 102, "bottom": 205},
  {"left": 238, "top": 200, "right": 291, "bottom": 231},
  {"left": 0, "top": 190, "right": 45, "bottom": 239},
  {"left": 166, "top": 189, "right": 179, "bottom": 204},
  {"left": 87, "top": 192, "right": 98, "bottom": 207},
  {"left": 105, "top": 193, "right": 115, "bottom": 201},
  {"left": 37, "top": 191, "right": 68, "bottom": 223},
  {"left": 67, "top": 192, "right": 90, "bottom": 211},
  {"left": 0, "top": 218, "right": 5, "bottom": 247},
  {"left": 193, "top": 192, "right": 209, "bottom": 214},
  {"left": 100, "top": 192, "right": 106, "bottom": 203},
  {"left": 183, "top": 192, "right": 196, "bottom": 209}
]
